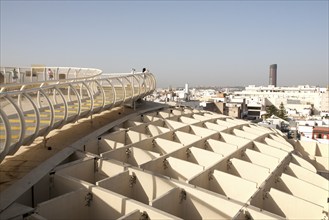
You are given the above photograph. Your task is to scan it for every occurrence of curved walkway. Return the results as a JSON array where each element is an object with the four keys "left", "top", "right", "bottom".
[
  {"left": 0, "top": 67, "right": 156, "bottom": 161},
  {"left": 0, "top": 101, "right": 166, "bottom": 209}
]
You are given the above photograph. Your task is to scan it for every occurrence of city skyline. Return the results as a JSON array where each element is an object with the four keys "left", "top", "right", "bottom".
[{"left": 1, "top": 1, "right": 328, "bottom": 88}]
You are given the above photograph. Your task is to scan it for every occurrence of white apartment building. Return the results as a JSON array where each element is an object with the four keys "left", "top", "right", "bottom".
[
  {"left": 233, "top": 85, "right": 328, "bottom": 118},
  {"left": 320, "top": 89, "right": 329, "bottom": 113}
]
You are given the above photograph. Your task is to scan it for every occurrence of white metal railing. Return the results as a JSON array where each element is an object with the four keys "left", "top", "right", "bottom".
[
  {"left": 0, "top": 67, "right": 156, "bottom": 161},
  {"left": 0, "top": 66, "right": 102, "bottom": 85}
]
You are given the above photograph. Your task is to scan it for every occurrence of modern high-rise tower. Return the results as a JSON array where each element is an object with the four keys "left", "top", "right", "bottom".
[{"left": 269, "top": 64, "right": 277, "bottom": 87}]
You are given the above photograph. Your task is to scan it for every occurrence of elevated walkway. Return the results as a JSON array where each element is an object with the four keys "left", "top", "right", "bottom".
[{"left": 0, "top": 67, "right": 156, "bottom": 162}]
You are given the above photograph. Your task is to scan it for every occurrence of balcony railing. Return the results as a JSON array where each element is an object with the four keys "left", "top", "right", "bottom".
[{"left": 0, "top": 67, "right": 156, "bottom": 161}]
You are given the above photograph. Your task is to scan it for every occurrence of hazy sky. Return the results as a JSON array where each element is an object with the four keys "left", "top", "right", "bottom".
[{"left": 1, "top": 1, "right": 328, "bottom": 88}]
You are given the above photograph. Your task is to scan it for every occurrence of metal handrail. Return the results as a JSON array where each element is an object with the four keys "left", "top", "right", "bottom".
[
  {"left": 0, "top": 66, "right": 102, "bottom": 86},
  {"left": 0, "top": 67, "right": 156, "bottom": 161}
]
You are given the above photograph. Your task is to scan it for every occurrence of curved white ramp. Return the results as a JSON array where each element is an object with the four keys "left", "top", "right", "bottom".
[{"left": 0, "top": 66, "right": 156, "bottom": 161}]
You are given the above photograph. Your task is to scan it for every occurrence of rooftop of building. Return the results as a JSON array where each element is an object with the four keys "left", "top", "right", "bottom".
[{"left": 0, "top": 101, "right": 328, "bottom": 220}]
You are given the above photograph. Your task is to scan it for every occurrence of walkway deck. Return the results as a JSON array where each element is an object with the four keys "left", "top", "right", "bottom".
[
  {"left": 0, "top": 67, "right": 156, "bottom": 161},
  {"left": 0, "top": 101, "right": 165, "bottom": 193}
]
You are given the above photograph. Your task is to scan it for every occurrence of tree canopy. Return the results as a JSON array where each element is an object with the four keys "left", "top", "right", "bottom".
[
  {"left": 278, "top": 102, "right": 288, "bottom": 120},
  {"left": 265, "top": 105, "right": 278, "bottom": 119},
  {"left": 265, "top": 103, "right": 288, "bottom": 120}
]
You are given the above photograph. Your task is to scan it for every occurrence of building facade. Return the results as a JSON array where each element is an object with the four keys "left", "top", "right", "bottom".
[{"left": 233, "top": 85, "right": 328, "bottom": 118}]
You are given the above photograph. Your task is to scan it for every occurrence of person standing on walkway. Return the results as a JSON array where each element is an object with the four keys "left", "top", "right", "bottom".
[
  {"left": 12, "top": 68, "right": 18, "bottom": 82},
  {"left": 142, "top": 68, "right": 148, "bottom": 88},
  {"left": 48, "top": 68, "right": 54, "bottom": 80}
]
